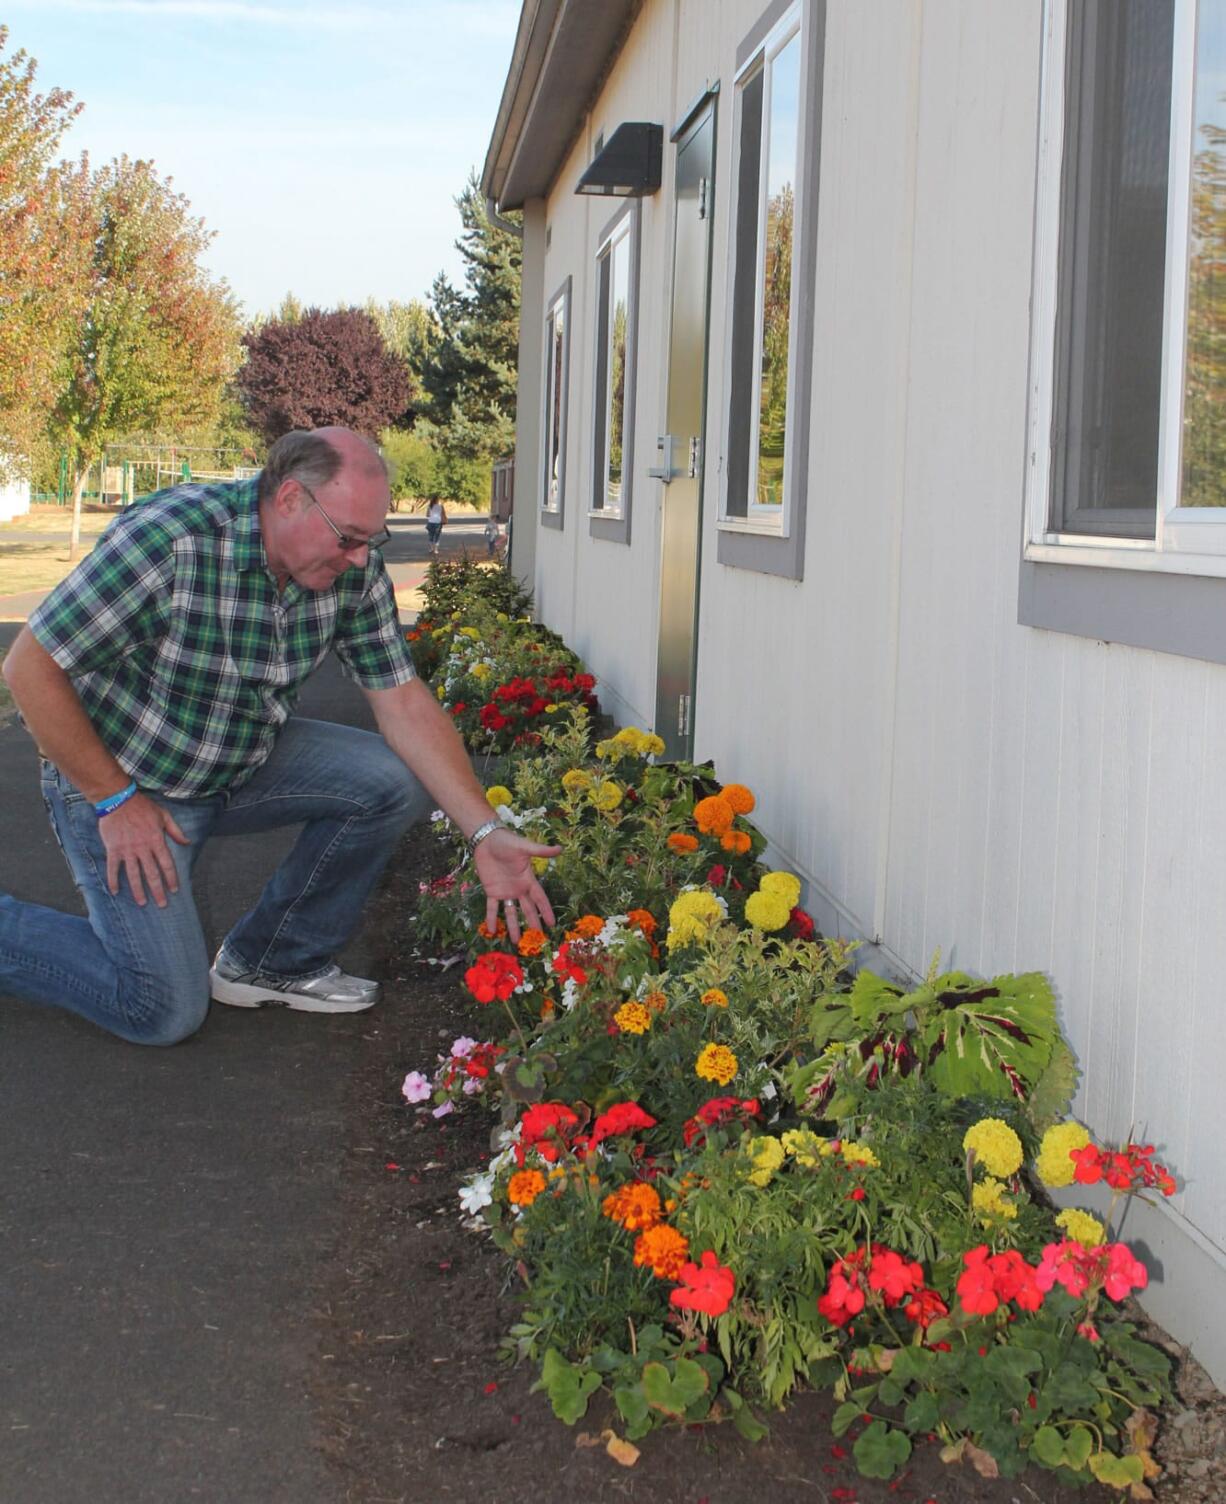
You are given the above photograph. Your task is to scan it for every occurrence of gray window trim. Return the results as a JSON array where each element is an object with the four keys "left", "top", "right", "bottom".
[
  {"left": 541, "top": 274, "right": 571, "bottom": 531},
  {"left": 1018, "top": 559, "right": 1226, "bottom": 665},
  {"left": 718, "top": 0, "right": 826, "bottom": 581},
  {"left": 590, "top": 201, "right": 640, "bottom": 546}
]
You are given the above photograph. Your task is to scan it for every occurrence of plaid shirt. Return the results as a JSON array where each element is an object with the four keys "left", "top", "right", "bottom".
[{"left": 29, "top": 477, "right": 416, "bottom": 797}]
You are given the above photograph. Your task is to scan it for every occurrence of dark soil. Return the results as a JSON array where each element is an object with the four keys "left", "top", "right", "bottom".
[{"left": 309, "top": 825, "right": 1217, "bottom": 1504}]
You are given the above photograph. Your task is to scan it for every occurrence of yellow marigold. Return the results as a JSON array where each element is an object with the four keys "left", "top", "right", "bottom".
[
  {"left": 469, "top": 662, "right": 492, "bottom": 680},
  {"left": 759, "top": 871, "right": 802, "bottom": 908},
  {"left": 640, "top": 732, "right": 665, "bottom": 757},
  {"left": 720, "top": 830, "right": 751, "bottom": 855},
  {"left": 614, "top": 1001, "right": 652, "bottom": 1034},
  {"left": 695, "top": 1043, "right": 738, "bottom": 1086},
  {"left": 613, "top": 726, "right": 647, "bottom": 752},
  {"left": 700, "top": 988, "right": 729, "bottom": 1009},
  {"left": 693, "top": 794, "right": 735, "bottom": 836},
  {"left": 633, "top": 1223, "right": 690, "bottom": 1279},
  {"left": 458, "top": 625, "right": 481, "bottom": 639},
  {"left": 1035, "top": 1121, "right": 1092, "bottom": 1189},
  {"left": 972, "top": 1177, "right": 1018, "bottom": 1225},
  {"left": 841, "top": 1140, "right": 879, "bottom": 1168},
  {"left": 602, "top": 1181, "right": 662, "bottom": 1232},
  {"left": 745, "top": 1134, "right": 786, "bottom": 1186},
  {"left": 569, "top": 914, "right": 605, "bottom": 939},
  {"left": 670, "top": 890, "right": 722, "bottom": 923},
  {"left": 667, "top": 832, "right": 699, "bottom": 854},
  {"left": 486, "top": 784, "right": 513, "bottom": 808},
  {"left": 507, "top": 1170, "right": 547, "bottom": 1207},
  {"left": 561, "top": 768, "right": 593, "bottom": 794},
  {"left": 781, "top": 1128, "right": 824, "bottom": 1166},
  {"left": 518, "top": 927, "right": 547, "bottom": 958},
  {"left": 744, "top": 890, "right": 791, "bottom": 932},
  {"left": 435, "top": 683, "right": 446, "bottom": 700},
  {"left": 643, "top": 989, "right": 668, "bottom": 1014},
  {"left": 721, "top": 783, "right": 756, "bottom": 815},
  {"left": 590, "top": 780, "right": 623, "bottom": 812},
  {"left": 531, "top": 856, "right": 551, "bottom": 875},
  {"left": 668, "top": 916, "right": 709, "bottom": 949},
  {"left": 1056, "top": 1207, "right": 1106, "bottom": 1247},
  {"left": 963, "top": 1119, "right": 1024, "bottom": 1179},
  {"left": 496, "top": 612, "right": 510, "bottom": 623}
]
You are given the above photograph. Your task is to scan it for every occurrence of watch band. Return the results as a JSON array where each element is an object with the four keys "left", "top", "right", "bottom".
[{"left": 467, "top": 817, "right": 504, "bottom": 856}]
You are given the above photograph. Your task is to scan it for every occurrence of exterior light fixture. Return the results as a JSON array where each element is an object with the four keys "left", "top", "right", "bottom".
[{"left": 575, "top": 122, "right": 663, "bottom": 197}]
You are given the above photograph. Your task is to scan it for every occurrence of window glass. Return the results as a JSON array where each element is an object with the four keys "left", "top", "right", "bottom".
[
  {"left": 606, "top": 227, "right": 630, "bottom": 509},
  {"left": 544, "top": 292, "right": 566, "bottom": 511}
]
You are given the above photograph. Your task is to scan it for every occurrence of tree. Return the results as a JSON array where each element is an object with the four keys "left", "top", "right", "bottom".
[
  {"left": 49, "top": 154, "right": 243, "bottom": 555},
  {"left": 1183, "top": 117, "right": 1226, "bottom": 506},
  {"left": 237, "top": 306, "right": 411, "bottom": 446},
  {"left": 365, "top": 297, "right": 437, "bottom": 426},
  {"left": 420, "top": 175, "right": 521, "bottom": 460},
  {"left": 0, "top": 27, "right": 90, "bottom": 476}
]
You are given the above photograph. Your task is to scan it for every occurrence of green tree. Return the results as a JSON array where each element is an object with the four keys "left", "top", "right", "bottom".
[
  {"left": 1183, "top": 118, "right": 1226, "bottom": 506},
  {"left": 421, "top": 174, "right": 521, "bottom": 460},
  {"left": 365, "top": 297, "right": 437, "bottom": 427},
  {"left": 49, "top": 154, "right": 243, "bottom": 555},
  {"left": 0, "top": 27, "right": 90, "bottom": 477}
]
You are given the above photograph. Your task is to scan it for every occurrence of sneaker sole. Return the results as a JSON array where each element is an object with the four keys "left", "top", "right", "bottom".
[{"left": 209, "top": 972, "right": 380, "bottom": 1014}]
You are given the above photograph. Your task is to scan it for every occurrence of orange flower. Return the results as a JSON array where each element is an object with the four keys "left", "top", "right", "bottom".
[
  {"left": 643, "top": 989, "right": 667, "bottom": 1014},
  {"left": 720, "top": 830, "right": 751, "bottom": 854},
  {"left": 477, "top": 918, "right": 508, "bottom": 940},
  {"left": 626, "top": 908, "right": 657, "bottom": 937},
  {"left": 667, "top": 832, "right": 699, "bottom": 854},
  {"left": 633, "top": 1223, "right": 690, "bottom": 1280},
  {"left": 721, "top": 783, "right": 756, "bottom": 815},
  {"left": 693, "top": 795, "right": 734, "bottom": 837},
  {"left": 567, "top": 914, "right": 605, "bottom": 940},
  {"left": 540, "top": 998, "right": 556, "bottom": 1020},
  {"left": 518, "top": 927, "right": 547, "bottom": 957},
  {"left": 700, "top": 988, "right": 729, "bottom": 1008},
  {"left": 602, "top": 1182, "right": 663, "bottom": 1232},
  {"left": 507, "top": 1169, "right": 547, "bottom": 1207}
]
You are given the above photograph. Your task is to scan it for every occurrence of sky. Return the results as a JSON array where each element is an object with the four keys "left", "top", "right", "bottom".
[{"left": 4, "top": 0, "right": 522, "bottom": 320}]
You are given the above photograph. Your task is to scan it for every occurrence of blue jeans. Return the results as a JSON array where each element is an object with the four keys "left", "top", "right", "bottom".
[{"left": 0, "top": 718, "right": 428, "bottom": 1046}]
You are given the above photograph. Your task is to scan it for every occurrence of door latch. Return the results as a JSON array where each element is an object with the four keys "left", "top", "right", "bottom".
[
  {"left": 677, "top": 694, "right": 691, "bottom": 737},
  {"left": 648, "top": 435, "right": 682, "bottom": 483}
]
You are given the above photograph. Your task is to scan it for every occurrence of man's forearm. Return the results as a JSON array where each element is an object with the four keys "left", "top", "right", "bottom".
[{"left": 2, "top": 628, "right": 129, "bottom": 803}]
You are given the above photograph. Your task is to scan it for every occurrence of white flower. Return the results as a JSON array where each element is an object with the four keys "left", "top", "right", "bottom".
[
  {"left": 458, "top": 1173, "right": 494, "bottom": 1215},
  {"left": 560, "top": 975, "right": 579, "bottom": 1012},
  {"left": 450, "top": 1036, "right": 478, "bottom": 1058},
  {"left": 401, "top": 1071, "right": 432, "bottom": 1103}
]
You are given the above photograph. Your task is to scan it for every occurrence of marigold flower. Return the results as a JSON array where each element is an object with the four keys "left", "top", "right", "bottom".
[
  {"left": 759, "top": 871, "right": 802, "bottom": 908},
  {"left": 507, "top": 1169, "right": 547, "bottom": 1207},
  {"left": 485, "top": 784, "right": 513, "bottom": 808},
  {"left": 561, "top": 768, "right": 593, "bottom": 794},
  {"left": 568, "top": 914, "right": 605, "bottom": 940},
  {"left": 720, "top": 783, "right": 755, "bottom": 815},
  {"left": 781, "top": 1128, "right": 824, "bottom": 1166},
  {"left": 517, "top": 927, "right": 547, "bottom": 958},
  {"left": 963, "top": 1118, "right": 1024, "bottom": 1179},
  {"left": 643, "top": 989, "right": 667, "bottom": 1014},
  {"left": 745, "top": 1134, "right": 785, "bottom": 1186},
  {"left": 744, "top": 890, "right": 791, "bottom": 931},
  {"left": 695, "top": 1043, "right": 738, "bottom": 1086},
  {"left": 693, "top": 795, "right": 735, "bottom": 836},
  {"left": 972, "top": 1177, "right": 1018, "bottom": 1224},
  {"left": 1035, "top": 1121, "right": 1092, "bottom": 1188},
  {"left": 700, "top": 988, "right": 729, "bottom": 1009},
  {"left": 667, "top": 832, "right": 700, "bottom": 854},
  {"left": 667, "top": 889, "right": 724, "bottom": 950},
  {"left": 626, "top": 908, "right": 656, "bottom": 936},
  {"left": 633, "top": 1223, "right": 690, "bottom": 1279},
  {"left": 720, "top": 830, "right": 752, "bottom": 855},
  {"left": 476, "top": 918, "right": 507, "bottom": 941},
  {"left": 602, "top": 1181, "right": 663, "bottom": 1232},
  {"left": 614, "top": 1001, "right": 652, "bottom": 1034},
  {"left": 469, "top": 662, "right": 491, "bottom": 680},
  {"left": 670, "top": 1251, "right": 736, "bottom": 1318},
  {"left": 841, "top": 1140, "right": 879, "bottom": 1168},
  {"left": 1055, "top": 1208, "right": 1105, "bottom": 1247},
  {"left": 590, "top": 780, "right": 623, "bottom": 812}
]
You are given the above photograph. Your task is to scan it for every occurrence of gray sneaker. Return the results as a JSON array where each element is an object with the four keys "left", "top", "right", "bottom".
[{"left": 209, "top": 947, "right": 380, "bottom": 1013}]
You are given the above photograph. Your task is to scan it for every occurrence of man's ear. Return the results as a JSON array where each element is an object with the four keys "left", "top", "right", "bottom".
[{"left": 274, "top": 478, "right": 302, "bottom": 517}]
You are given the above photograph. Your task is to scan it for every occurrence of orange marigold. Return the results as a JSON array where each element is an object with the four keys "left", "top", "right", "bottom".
[
  {"left": 626, "top": 908, "right": 657, "bottom": 936},
  {"left": 693, "top": 795, "right": 735, "bottom": 837},
  {"left": 721, "top": 783, "right": 756, "bottom": 815},
  {"left": 602, "top": 1181, "right": 663, "bottom": 1232},
  {"left": 720, "top": 830, "right": 751, "bottom": 855},
  {"left": 477, "top": 918, "right": 508, "bottom": 940},
  {"left": 507, "top": 1170, "right": 547, "bottom": 1207},
  {"left": 701, "top": 988, "right": 729, "bottom": 1008},
  {"left": 667, "top": 832, "right": 699, "bottom": 854},
  {"left": 518, "top": 927, "right": 547, "bottom": 957},
  {"left": 633, "top": 1223, "right": 690, "bottom": 1280},
  {"left": 568, "top": 914, "right": 605, "bottom": 940},
  {"left": 643, "top": 989, "right": 668, "bottom": 1014}
]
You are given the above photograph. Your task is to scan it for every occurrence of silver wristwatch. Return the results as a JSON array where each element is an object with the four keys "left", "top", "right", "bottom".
[{"left": 467, "top": 817, "right": 505, "bottom": 857}]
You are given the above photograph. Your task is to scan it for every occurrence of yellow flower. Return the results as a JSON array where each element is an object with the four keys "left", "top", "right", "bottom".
[
  {"left": 1035, "top": 1121, "right": 1092, "bottom": 1188},
  {"left": 643, "top": 989, "right": 667, "bottom": 1014},
  {"left": 745, "top": 1134, "right": 785, "bottom": 1186},
  {"left": 695, "top": 1043, "right": 738, "bottom": 1086},
  {"left": 496, "top": 612, "right": 510, "bottom": 623},
  {"left": 841, "top": 1140, "right": 879, "bottom": 1168},
  {"left": 641, "top": 732, "right": 665, "bottom": 757},
  {"left": 668, "top": 915, "right": 710, "bottom": 949},
  {"left": 667, "top": 890, "right": 723, "bottom": 951},
  {"left": 1056, "top": 1207, "right": 1106, "bottom": 1247},
  {"left": 614, "top": 1001, "right": 651, "bottom": 1034},
  {"left": 972, "top": 1177, "right": 1018, "bottom": 1225},
  {"left": 590, "top": 780, "right": 623, "bottom": 812},
  {"left": 435, "top": 683, "right": 446, "bottom": 700},
  {"left": 531, "top": 856, "right": 550, "bottom": 875},
  {"left": 744, "top": 890, "right": 791, "bottom": 931},
  {"left": 561, "top": 768, "right": 593, "bottom": 794},
  {"left": 470, "top": 662, "right": 491, "bottom": 680},
  {"left": 486, "top": 785, "right": 513, "bottom": 808},
  {"left": 963, "top": 1119, "right": 1024, "bottom": 1179},
  {"left": 458, "top": 626, "right": 481, "bottom": 640},
  {"left": 544, "top": 704, "right": 560, "bottom": 713},
  {"left": 700, "top": 988, "right": 728, "bottom": 1008},
  {"left": 781, "top": 1128, "right": 824, "bottom": 1166},
  {"left": 759, "top": 871, "right": 801, "bottom": 909}
]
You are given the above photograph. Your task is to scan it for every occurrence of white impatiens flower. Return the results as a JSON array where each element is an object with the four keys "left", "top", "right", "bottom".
[{"left": 459, "top": 1173, "right": 494, "bottom": 1216}]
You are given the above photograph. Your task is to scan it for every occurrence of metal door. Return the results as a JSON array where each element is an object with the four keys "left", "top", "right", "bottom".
[{"left": 653, "top": 97, "right": 716, "bottom": 760}]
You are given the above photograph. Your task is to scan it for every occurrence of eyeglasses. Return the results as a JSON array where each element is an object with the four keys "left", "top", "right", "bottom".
[{"left": 296, "top": 479, "right": 391, "bottom": 552}]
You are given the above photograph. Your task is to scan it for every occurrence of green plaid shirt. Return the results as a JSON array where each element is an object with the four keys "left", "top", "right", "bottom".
[{"left": 29, "top": 477, "right": 416, "bottom": 797}]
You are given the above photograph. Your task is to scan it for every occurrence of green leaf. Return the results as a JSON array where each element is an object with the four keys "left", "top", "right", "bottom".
[
  {"left": 853, "top": 1421, "right": 912, "bottom": 1479},
  {"left": 918, "top": 971, "right": 1058, "bottom": 1101},
  {"left": 724, "top": 1389, "right": 770, "bottom": 1442},
  {"left": 1031, "top": 1426, "right": 1067, "bottom": 1468},
  {"left": 889, "top": 1346, "right": 936, "bottom": 1383},
  {"left": 640, "top": 1358, "right": 710, "bottom": 1418},
  {"left": 877, "top": 1377, "right": 903, "bottom": 1407},
  {"left": 535, "top": 1349, "right": 602, "bottom": 1424},
  {"left": 831, "top": 1400, "right": 862, "bottom": 1437},
  {"left": 1024, "top": 1035, "right": 1081, "bottom": 1130},
  {"left": 903, "top": 1391, "right": 939, "bottom": 1432},
  {"left": 1064, "top": 1426, "right": 1094, "bottom": 1471},
  {"left": 613, "top": 1383, "right": 650, "bottom": 1432},
  {"left": 1087, "top": 1450, "right": 1145, "bottom": 1489}
]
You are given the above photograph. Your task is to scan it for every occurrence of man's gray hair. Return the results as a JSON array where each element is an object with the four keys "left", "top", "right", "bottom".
[{"left": 258, "top": 430, "right": 389, "bottom": 501}]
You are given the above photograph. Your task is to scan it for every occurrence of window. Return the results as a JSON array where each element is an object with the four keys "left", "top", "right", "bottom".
[
  {"left": 718, "top": 0, "right": 825, "bottom": 581},
  {"left": 541, "top": 278, "right": 571, "bottom": 529},
  {"left": 590, "top": 205, "right": 639, "bottom": 542},
  {"left": 1027, "top": 0, "right": 1226, "bottom": 578}
]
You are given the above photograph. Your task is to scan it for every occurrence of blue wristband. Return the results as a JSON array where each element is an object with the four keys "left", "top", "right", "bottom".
[{"left": 94, "top": 780, "right": 138, "bottom": 817}]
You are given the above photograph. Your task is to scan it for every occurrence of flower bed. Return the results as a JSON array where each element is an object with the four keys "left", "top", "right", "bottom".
[{"left": 398, "top": 563, "right": 1176, "bottom": 1493}]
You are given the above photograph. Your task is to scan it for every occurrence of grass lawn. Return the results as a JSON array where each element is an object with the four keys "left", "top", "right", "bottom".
[{"left": 0, "top": 504, "right": 116, "bottom": 598}]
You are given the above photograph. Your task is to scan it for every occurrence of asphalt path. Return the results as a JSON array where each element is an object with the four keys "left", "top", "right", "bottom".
[{"left": 0, "top": 513, "right": 489, "bottom": 1502}]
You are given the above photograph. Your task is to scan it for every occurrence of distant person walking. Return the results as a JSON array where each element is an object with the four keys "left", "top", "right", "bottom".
[
  {"left": 483, "top": 518, "right": 499, "bottom": 558},
  {"left": 425, "top": 499, "right": 447, "bottom": 557}
]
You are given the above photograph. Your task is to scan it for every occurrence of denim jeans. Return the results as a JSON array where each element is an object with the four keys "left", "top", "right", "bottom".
[{"left": 0, "top": 718, "right": 427, "bottom": 1046}]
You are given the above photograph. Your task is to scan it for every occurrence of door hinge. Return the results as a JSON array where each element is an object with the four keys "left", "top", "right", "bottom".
[
  {"left": 677, "top": 693, "right": 691, "bottom": 737},
  {"left": 697, "top": 176, "right": 709, "bottom": 220},
  {"left": 688, "top": 435, "right": 700, "bottom": 478}
]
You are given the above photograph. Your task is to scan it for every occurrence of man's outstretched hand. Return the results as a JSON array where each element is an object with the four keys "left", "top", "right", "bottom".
[{"left": 474, "top": 827, "right": 562, "bottom": 942}]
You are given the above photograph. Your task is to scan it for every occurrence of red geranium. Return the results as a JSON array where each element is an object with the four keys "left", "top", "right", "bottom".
[
  {"left": 551, "top": 942, "right": 589, "bottom": 986},
  {"left": 464, "top": 952, "right": 524, "bottom": 1004},
  {"left": 589, "top": 1102, "right": 658, "bottom": 1147},
  {"left": 789, "top": 906, "right": 816, "bottom": 941},
  {"left": 516, "top": 1101, "right": 581, "bottom": 1164},
  {"left": 682, "top": 1096, "right": 761, "bottom": 1148},
  {"left": 956, "top": 1245, "right": 1044, "bottom": 1317},
  {"left": 669, "top": 1251, "right": 736, "bottom": 1318},
  {"left": 903, "top": 1288, "right": 948, "bottom": 1329},
  {"left": 1071, "top": 1142, "right": 1176, "bottom": 1197},
  {"left": 866, "top": 1247, "right": 924, "bottom": 1305}
]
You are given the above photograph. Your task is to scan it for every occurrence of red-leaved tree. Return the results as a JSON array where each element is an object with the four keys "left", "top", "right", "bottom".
[{"left": 237, "top": 307, "right": 412, "bottom": 444}]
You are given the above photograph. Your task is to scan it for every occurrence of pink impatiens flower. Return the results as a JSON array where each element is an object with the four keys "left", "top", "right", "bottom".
[{"left": 401, "top": 1071, "right": 432, "bottom": 1104}]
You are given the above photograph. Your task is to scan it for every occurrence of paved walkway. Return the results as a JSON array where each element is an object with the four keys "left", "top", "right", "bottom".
[{"left": 0, "top": 517, "right": 488, "bottom": 1502}]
